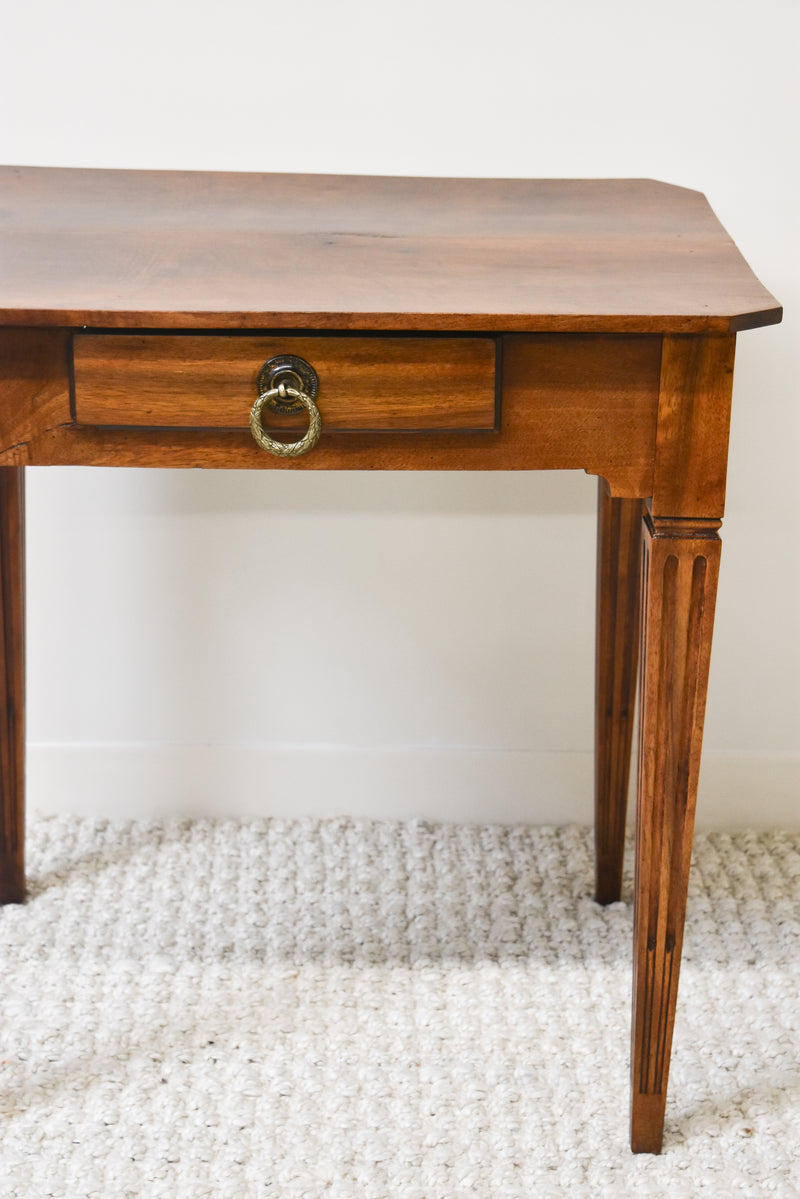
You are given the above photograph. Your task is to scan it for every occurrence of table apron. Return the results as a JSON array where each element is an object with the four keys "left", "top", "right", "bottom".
[{"left": 0, "top": 329, "right": 665, "bottom": 497}]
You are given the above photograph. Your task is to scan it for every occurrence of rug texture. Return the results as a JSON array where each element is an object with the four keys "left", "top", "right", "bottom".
[{"left": 0, "top": 814, "right": 798, "bottom": 1198}]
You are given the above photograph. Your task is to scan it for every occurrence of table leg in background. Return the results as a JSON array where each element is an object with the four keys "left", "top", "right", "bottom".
[
  {"left": 0, "top": 465, "right": 25, "bottom": 905},
  {"left": 595, "top": 481, "right": 642, "bottom": 905}
]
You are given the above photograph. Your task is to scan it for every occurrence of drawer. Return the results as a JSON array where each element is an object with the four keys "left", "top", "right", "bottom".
[{"left": 72, "top": 335, "right": 498, "bottom": 432}]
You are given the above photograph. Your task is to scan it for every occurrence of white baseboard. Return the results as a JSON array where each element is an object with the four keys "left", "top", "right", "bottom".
[{"left": 27, "top": 744, "right": 800, "bottom": 828}]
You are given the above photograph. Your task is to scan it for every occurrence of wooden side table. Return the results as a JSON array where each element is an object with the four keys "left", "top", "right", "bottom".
[{"left": 0, "top": 167, "right": 781, "bottom": 1152}]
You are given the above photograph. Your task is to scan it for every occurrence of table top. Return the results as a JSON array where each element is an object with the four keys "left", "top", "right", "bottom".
[{"left": 0, "top": 166, "right": 780, "bottom": 335}]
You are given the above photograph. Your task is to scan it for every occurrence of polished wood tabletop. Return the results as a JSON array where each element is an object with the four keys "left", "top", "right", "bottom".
[
  {"left": 0, "top": 166, "right": 781, "bottom": 1154},
  {"left": 0, "top": 167, "right": 780, "bottom": 332}
]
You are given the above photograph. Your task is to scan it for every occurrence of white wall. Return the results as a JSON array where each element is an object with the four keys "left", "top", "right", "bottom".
[{"left": 1, "top": 0, "right": 797, "bottom": 827}]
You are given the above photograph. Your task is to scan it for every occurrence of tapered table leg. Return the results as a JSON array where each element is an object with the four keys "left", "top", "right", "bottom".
[
  {"left": 630, "top": 513, "right": 721, "bottom": 1153},
  {"left": 0, "top": 466, "right": 25, "bottom": 905},
  {"left": 595, "top": 481, "right": 642, "bottom": 904}
]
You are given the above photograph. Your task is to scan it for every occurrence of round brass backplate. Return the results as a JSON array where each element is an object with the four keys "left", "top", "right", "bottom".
[{"left": 256, "top": 355, "right": 320, "bottom": 414}]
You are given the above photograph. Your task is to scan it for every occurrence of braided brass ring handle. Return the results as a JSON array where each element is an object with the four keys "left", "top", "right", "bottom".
[{"left": 249, "top": 384, "right": 322, "bottom": 458}]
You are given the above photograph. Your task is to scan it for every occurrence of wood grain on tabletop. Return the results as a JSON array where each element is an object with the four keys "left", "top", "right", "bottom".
[{"left": 0, "top": 167, "right": 782, "bottom": 333}]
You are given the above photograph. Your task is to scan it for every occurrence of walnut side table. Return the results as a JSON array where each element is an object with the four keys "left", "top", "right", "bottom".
[{"left": 0, "top": 168, "right": 781, "bottom": 1152}]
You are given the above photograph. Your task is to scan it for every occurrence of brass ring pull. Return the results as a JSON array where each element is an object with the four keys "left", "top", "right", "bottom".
[{"left": 249, "top": 384, "right": 322, "bottom": 458}]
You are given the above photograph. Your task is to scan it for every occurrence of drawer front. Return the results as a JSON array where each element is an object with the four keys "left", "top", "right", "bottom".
[{"left": 72, "top": 335, "right": 498, "bottom": 431}]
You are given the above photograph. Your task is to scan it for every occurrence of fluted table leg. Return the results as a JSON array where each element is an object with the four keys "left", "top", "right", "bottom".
[{"left": 630, "top": 512, "right": 721, "bottom": 1153}]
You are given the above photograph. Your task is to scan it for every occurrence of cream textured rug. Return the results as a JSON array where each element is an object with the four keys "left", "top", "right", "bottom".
[{"left": 1, "top": 815, "right": 798, "bottom": 1198}]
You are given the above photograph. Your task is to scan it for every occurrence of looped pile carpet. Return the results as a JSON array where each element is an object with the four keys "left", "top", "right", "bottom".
[{"left": 1, "top": 815, "right": 798, "bottom": 1197}]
